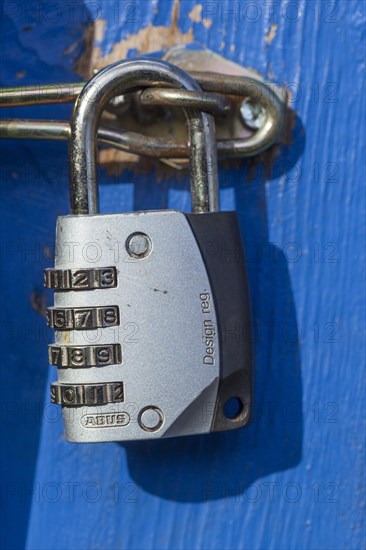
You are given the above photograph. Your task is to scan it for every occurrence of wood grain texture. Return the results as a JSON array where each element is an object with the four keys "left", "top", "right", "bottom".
[{"left": 0, "top": 1, "right": 365, "bottom": 549}]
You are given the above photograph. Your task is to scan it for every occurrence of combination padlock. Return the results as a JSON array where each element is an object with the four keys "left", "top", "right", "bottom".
[{"left": 45, "top": 59, "right": 253, "bottom": 442}]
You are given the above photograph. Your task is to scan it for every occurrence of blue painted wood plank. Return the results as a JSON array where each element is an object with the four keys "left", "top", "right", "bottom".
[{"left": 1, "top": 1, "right": 365, "bottom": 549}]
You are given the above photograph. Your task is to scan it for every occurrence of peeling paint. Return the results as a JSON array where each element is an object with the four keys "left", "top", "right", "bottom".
[
  {"left": 73, "top": 0, "right": 288, "bottom": 178},
  {"left": 189, "top": 4, "right": 202, "bottom": 23},
  {"left": 75, "top": 0, "right": 193, "bottom": 79},
  {"left": 202, "top": 19, "right": 213, "bottom": 30},
  {"left": 94, "top": 19, "right": 107, "bottom": 43},
  {"left": 265, "top": 23, "right": 278, "bottom": 45},
  {"left": 74, "top": 0, "right": 195, "bottom": 171},
  {"left": 189, "top": 4, "right": 212, "bottom": 29}
]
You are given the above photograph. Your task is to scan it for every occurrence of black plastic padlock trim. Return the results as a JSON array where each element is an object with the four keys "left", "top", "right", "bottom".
[{"left": 186, "top": 211, "right": 253, "bottom": 431}]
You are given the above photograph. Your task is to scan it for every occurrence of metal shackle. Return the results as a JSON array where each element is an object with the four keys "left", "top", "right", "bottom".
[{"left": 69, "top": 58, "right": 219, "bottom": 215}]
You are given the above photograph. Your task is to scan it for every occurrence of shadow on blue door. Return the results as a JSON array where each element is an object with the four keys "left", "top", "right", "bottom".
[{"left": 122, "top": 115, "right": 305, "bottom": 502}]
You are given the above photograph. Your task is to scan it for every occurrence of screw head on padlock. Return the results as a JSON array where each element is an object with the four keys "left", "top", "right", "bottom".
[{"left": 45, "top": 58, "right": 253, "bottom": 442}]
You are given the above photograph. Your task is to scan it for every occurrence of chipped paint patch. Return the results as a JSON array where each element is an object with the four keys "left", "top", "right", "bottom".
[
  {"left": 189, "top": 4, "right": 202, "bottom": 23},
  {"left": 94, "top": 19, "right": 106, "bottom": 43},
  {"left": 74, "top": 0, "right": 194, "bottom": 171},
  {"left": 265, "top": 23, "right": 278, "bottom": 45},
  {"left": 75, "top": 0, "right": 193, "bottom": 79},
  {"left": 189, "top": 4, "right": 212, "bottom": 29},
  {"left": 202, "top": 19, "right": 213, "bottom": 29},
  {"left": 74, "top": 0, "right": 289, "bottom": 178}
]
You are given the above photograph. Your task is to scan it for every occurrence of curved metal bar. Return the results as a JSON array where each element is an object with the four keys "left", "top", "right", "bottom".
[
  {"left": 0, "top": 119, "right": 189, "bottom": 157},
  {"left": 0, "top": 83, "right": 83, "bottom": 107},
  {"left": 193, "top": 72, "right": 284, "bottom": 156},
  {"left": 0, "top": 111, "right": 281, "bottom": 160},
  {"left": 137, "top": 88, "right": 230, "bottom": 114},
  {"left": 70, "top": 59, "right": 218, "bottom": 215}
]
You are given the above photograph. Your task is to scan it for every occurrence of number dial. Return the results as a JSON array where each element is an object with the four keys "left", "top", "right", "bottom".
[
  {"left": 44, "top": 267, "right": 117, "bottom": 290},
  {"left": 50, "top": 382, "right": 124, "bottom": 406},
  {"left": 48, "top": 344, "right": 122, "bottom": 368},
  {"left": 46, "top": 306, "right": 119, "bottom": 330}
]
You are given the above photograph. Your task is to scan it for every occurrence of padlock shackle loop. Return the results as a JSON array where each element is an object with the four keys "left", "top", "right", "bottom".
[{"left": 69, "top": 58, "right": 219, "bottom": 215}]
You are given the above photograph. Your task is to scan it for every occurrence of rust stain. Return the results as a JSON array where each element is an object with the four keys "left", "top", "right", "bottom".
[
  {"left": 96, "top": 94, "right": 295, "bottom": 179},
  {"left": 31, "top": 291, "right": 47, "bottom": 317},
  {"left": 265, "top": 23, "right": 278, "bottom": 45},
  {"left": 43, "top": 245, "right": 54, "bottom": 260},
  {"left": 16, "top": 70, "right": 26, "bottom": 79}
]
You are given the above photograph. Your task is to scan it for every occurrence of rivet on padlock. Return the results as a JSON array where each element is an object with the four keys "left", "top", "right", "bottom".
[{"left": 45, "top": 58, "right": 253, "bottom": 442}]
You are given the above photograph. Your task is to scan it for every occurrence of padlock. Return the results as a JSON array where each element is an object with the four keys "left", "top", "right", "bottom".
[{"left": 45, "top": 59, "right": 253, "bottom": 442}]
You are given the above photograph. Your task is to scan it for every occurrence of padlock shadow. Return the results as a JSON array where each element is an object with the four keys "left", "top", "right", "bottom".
[
  {"left": 121, "top": 117, "right": 305, "bottom": 503},
  {"left": 122, "top": 246, "right": 302, "bottom": 502}
]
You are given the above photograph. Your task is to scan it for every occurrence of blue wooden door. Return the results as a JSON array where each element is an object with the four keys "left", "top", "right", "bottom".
[{"left": 1, "top": 1, "right": 365, "bottom": 549}]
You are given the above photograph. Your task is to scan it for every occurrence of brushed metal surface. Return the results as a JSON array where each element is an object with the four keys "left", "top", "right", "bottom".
[{"left": 52, "top": 210, "right": 220, "bottom": 442}]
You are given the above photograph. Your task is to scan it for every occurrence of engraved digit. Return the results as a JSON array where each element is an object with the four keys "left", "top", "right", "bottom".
[
  {"left": 113, "top": 383, "right": 124, "bottom": 401},
  {"left": 45, "top": 267, "right": 117, "bottom": 290},
  {"left": 51, "top": 382, "right": 123, "bottom": 406},
  {"left": 103, "top": 307, "right": 118, "bottom": 326},
  {"left": 50, "top": 347, "right": 61, "bottom": 365},
  {"left": 54, "top": 310, "right": 66, "bottom": 329},
  {"left": 88, "top": 386, "right": 98, "bottom": 405},
  {"left": 97, "top": 347, "right": 112, "bottom": 365},
  {"left": 100, "top": 268, "right": 115, "bottom": 287},
  {"left": 50, "top": 386, "right": 57, "bottom": 402},
  {"left": 70, "top": 348, "right": 85, "bottom": 365},
  {"left": 62, "top": 387, "right": 75, "bottom": 404},
  {"left": 72, "top": 270, "right": 90, "bottom": 288},
  {"left": 74, "top": 309, "right": 92, "bottom": 329}
]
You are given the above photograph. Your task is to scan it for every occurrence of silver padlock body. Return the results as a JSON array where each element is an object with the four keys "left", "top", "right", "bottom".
[
  {"left": 46, "top": 211, "right": 252, "bottom": 442},
  {"left": 48, "top": 210, "right": 252, "bottom": 442}
]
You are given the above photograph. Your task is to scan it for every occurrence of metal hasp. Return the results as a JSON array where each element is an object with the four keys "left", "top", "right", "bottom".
[
  {"left": 46, "top": 58, "right": 253, "bottom": 442},
  {"left": 0, "top": 47, "right": 285, "bottom": 161}
]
